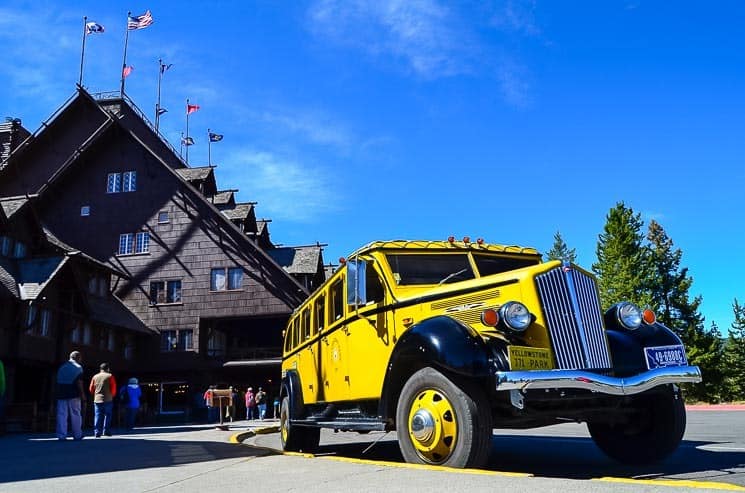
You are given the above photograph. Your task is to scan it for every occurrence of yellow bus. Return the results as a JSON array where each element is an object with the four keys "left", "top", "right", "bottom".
[{"left": 280, "top": 239, "right": 701, "bottom": 468}]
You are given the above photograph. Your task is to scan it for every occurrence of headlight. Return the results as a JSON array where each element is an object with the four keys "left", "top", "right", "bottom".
[
  {"left": 616, "top": 302, "right": 642, "bottom": 330},
  {"left": 499, "top": 301, "right": 532, "bottom": 332}
]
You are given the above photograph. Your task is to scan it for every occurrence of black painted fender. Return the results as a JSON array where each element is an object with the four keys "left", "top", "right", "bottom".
[
  {"left": 606, "top": 322, "right": 685, "bottom": 377},
  {"left": 280, "top": 370, "right": 305, "bottom": 420},
  {"left": 378, "top": 315, "right": 492, "bottom": 421}
]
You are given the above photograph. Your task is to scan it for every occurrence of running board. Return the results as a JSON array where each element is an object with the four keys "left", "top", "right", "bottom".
[{"left": 291, "top": 419, "right": 386, "bottom": 431}]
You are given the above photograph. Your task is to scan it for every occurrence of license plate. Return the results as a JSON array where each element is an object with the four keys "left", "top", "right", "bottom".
[
  {"left": 508, "top": 346, "right": 553, "bottom": 370},
  {"left": 644, "top": 344, "right": 688, "bottom": 369}
]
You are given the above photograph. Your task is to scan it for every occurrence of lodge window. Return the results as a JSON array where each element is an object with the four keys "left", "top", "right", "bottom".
[
  {"left": 108, "top": 330, "right": 116, "bottom": 352},
  {"left": 26, "top": 306, "right": 51, "bottom": 336},
  {"left": 13, "top": 241, "right": 26, "bottom": 259},
  {"left": 83, "top": 322, "right": 92, "bottom": 345},
  {"left": 124, "top": 336, "right": 134, "bottom": 360},
  {"left": 160, "top": 329, "right": 194, "bottom": 352},
  {"left": 99, "top": 328, "right": 108, "bottom": 349},
  {"left": 25, "top": 305, "right": 37, "bottom": 333},
  {"left": 81, "top": 205, "right": 90, "bottom": 216},
  {"left": 1, "top": 236, "right": 13, "bottom": 256},
  {"left": 210, "top": 267, "right": 243, "bottom": 291},
  {"left": 71, "top": 322, "right": 81, "bottom": 343},
  {"left": 150, "top": 280, "right": 182, "bottom": 304},
  {"left": 158, "top": 211, "right": 169, "bottom": 223},
  {"left": 107, "top": 171, "right": 136, "bottom": 193},
  {"left": 118, "top": 232, "right": 149, "bottom": 255}
]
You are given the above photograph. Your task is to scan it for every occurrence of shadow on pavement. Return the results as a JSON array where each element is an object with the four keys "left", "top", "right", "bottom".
[{"left": 0, "top": 430, "right": 271, "bottom": 484}]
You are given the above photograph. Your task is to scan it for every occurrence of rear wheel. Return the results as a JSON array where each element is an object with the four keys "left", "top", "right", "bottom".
[
  {"left": 396, "top": 367, "right": 492, "bottom": 468},
  {"left": 588, "top": 387, "right": 686, "bottom": 464},
  {"left": 280, "top": 396, "right": 320, "bottom": 453}
]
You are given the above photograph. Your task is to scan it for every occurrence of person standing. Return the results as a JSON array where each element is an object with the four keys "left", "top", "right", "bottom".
[
  {"left": 255, "top": 387, "right": 267, "bottom": 420},
  {"left": 56, "top": 351, "right": 86, "bottom": 441},
  {"left": 244, "top": 387, "right": 255, "bottom": 420},
  {"left": 121, "top": 377, "right": 142, "bottom": 430},
  {"left": 89, "top": 362, "right": 117, "bottom": 437}
]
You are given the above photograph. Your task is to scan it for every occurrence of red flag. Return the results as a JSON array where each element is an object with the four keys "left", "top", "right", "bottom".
[
  {"left": 186, "top": 104, "right": 200, "bottom": 115},
  {"left": 122, "top": 66, "right": 134, "bottom": 78}
]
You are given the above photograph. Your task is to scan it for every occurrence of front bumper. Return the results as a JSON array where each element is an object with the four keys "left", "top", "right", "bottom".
[{"left": 496, "top": 365, "right": 702, "bottom": 396}]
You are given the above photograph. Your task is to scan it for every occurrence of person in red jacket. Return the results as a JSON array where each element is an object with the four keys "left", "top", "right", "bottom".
[{"left": 89, "top": 362, "right": 117, "bottom": 437}]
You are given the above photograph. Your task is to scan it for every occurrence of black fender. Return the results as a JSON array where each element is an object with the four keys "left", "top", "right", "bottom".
[
  {"left": 605, "top": 322, "right": 685, "bottom": 377},
  {"left": 378, "top": 315, "right": 492, "bottom": 421},
  {"left": 280, "top": 370, "right": 305, "bottom": 420}
]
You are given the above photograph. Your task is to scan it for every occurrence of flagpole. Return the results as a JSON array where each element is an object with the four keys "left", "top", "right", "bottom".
[
  {"left": 180, "top": 132, "right": 184, "bottom": 157},
  {"left": 78, "top": 16, "right": 87, "bottom": 87},
  {"left": 208, "top": 128, "right": 212, "bottom": 167},
  {"left": 120, "top": 11, "right": 131, "bottom": 96},
  {"left": 155, "top": 58, "right": 163, "bottom": 130},
  {"left": 186, "top": 100, "right": 189, "bottom": 164}
]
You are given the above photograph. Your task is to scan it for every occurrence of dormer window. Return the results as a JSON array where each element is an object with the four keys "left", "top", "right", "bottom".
[
  {"left": 107, "top": 171, "right": 137, "bottom": 193},
  {"left": 81, "top": 206, "right": 90, "bottom": 216},
  {"left": 0, "top": 236, "right": 13, "bottom": 256},
  {"left": 12, "top": 241, "right": 25, "bottom": 259}
]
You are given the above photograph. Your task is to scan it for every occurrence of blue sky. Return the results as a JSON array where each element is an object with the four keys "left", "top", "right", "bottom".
[{"left": 0, "top": 1, "right": 742, "bottom": 332}]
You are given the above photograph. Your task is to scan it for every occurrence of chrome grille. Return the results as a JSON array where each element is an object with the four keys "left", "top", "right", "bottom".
[{"left": 535, "top": 266, "right": 611, "bottom": 370}]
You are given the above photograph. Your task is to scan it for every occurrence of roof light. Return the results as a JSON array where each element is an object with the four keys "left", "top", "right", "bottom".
[
  {"left": 463, "top": 236, "right": 470, "bottom": 244},
  {"left": 339, "top": 257, "right": 346, "bottom": 265},
  {"left": 447, "top": 236, "right": 455, "bottom": 244},
  {"left": 476, "top": 238, "right": 484, "bottom": 245}
]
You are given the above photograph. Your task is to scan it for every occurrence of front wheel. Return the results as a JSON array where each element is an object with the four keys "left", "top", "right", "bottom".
[
  {"left": 588, "top": 386, "right": 686, "bottom": 465},
  {"left": 396, "top": 367, "right": 492, "bottom": 468},
  {"left": 279, "top": 396, "right": 320, "bottom": 453}
]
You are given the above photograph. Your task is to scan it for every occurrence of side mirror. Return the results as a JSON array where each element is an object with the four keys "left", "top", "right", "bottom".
[{"left": 347, "top": 259, "right": 367, "bottom": 307}]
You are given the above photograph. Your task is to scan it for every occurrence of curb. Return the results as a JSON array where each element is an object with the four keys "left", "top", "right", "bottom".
[
  {"left": 686, "top": 404, "right": 745, "bottom": 411},
  {"left": 230, "top": 425, "right": 280, "bottom": 444}
]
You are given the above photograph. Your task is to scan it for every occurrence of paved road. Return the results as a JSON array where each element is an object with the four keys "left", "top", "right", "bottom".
[
  {"left": 0, "top": 411, "right": 742, "bottom": 492},
  {"left": 248, "top": 410, "right": 745, "bottom": 489}
]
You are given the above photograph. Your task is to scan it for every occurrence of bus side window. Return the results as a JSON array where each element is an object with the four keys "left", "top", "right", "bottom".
[
  {"left": 292, "top": 318, "right": 300, "bottom": 348},
  {"left": 302, "top": 308, "right": 311, "bottom": 341},
  {"left": 330, "top": 278, "right": 344, "bottom": 323},
  {"left": 314, "top": 295, "right": 325, "bottom": 333},
  {"left": 366, "top": 264, "right": 384, "bottom": 304},
  {"left": 284, "top": 320, "right": 293, "bottom": 353}
]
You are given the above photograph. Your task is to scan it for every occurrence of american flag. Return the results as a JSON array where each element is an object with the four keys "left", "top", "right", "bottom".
[{"left": 128, "top": 10, "right": 153, "bottom": 30}]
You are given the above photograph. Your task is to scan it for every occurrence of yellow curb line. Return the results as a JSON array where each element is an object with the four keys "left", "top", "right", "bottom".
[
  {"left": 233, "top": 430, "right": 743, "bottom": 490},
  {"left": 595, "top": 477, "right": 745, "bottom": 491}
]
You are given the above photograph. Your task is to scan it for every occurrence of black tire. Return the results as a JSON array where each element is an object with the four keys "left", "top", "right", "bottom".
[
  {"left": 588, "top": 387, "right": 686, "bottom": 465},
  {"left": 395, "top": 367, "right": 492, "bottom": 468},
  {"left": 279, "top": 396, "right": 320, "bottom": 453}
]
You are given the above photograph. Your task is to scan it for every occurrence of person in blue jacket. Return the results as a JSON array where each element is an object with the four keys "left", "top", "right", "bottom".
[{"left": 120, "top": 377, "right": 142, "bottom": 430}]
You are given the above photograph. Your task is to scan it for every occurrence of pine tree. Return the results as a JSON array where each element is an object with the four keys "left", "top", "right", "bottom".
[
  {"left": 546, "top": 231, "right": 577, "bottom": 263},
  {"left": 683, "top": 320, "right": 725, "bottom": 402},
  {"left": 592, "top": 202, "right": 652, "bottom": 310},
  {"left": 723, "top": 299, "right": 745, "bottom": 401}
]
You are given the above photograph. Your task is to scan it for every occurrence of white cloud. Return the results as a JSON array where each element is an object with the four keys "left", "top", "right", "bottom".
[
  {"left": 258, "top": 108, "right": 354, "bottom": 150},
  {"left": 221, "top": 149, "right": 338, "bottom": 222},
  {"left": 309, "top": 0, "right": 471, "bottom": 79}
]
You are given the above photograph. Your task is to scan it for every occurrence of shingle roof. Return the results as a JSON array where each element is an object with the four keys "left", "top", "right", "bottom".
[
  {"left": 87, "top": 295, "right": 154, "bottom": 334},
  {"left": 0, "top": 196, "right": 29, "bottom": 219},
  {"left": 43, "top": 227, "right": 128, "bottom": 278},
  {"left": 268, "top": 246, "right": 322, "bottom": 275},
  {"left": 174, "top": 167, "right": 213, "bottom": 182},
  {"left": 211, "top": 190, "right": 235, "bottom": 206},
  {"left": 221, "top": 202, "right": 254, "bottom": 220},
  {"left": 17, "top": 256, "right": 68, "bottom": 300},
  {"left": 0, "top": 256, "right": 19, "bottom": 298}
]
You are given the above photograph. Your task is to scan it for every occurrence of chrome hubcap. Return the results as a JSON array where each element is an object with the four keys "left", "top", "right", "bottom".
[{"left": 410, "top": 409, "right": 435, "bottom": 443}]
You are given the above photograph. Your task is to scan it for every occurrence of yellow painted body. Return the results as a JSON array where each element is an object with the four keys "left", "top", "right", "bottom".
[{"left": 281, "top": 240, "right": 581, "bottom": 405}]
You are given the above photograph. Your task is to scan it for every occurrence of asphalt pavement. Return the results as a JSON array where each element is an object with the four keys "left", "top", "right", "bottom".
[{"left": 0, "top": 412, "right": 743, "bottom": 493}]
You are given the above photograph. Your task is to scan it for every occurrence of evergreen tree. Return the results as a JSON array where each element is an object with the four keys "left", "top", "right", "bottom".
[
  {"left": 723, "top": 299, "right": 745, "bottom": 401},
  {"left": 645, "top": 220, "right": 724, "bottom": 402},
  {"left": 546, "top": 231, "right": 577, "bottom": 263},
  {"left": 592, "top": 202, "right": 652, "bottom": 310}
]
